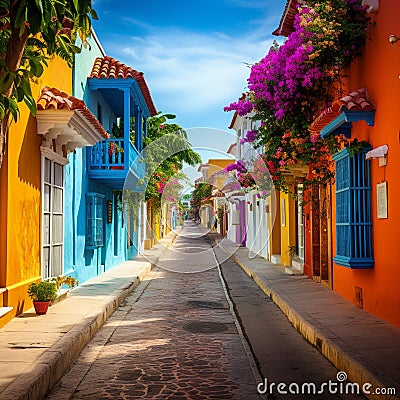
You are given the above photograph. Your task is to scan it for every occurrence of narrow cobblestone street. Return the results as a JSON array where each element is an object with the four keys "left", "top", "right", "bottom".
[
  {"left": 47, "top": 222, "right": 365, "bottom": 400},
  {"left": 47, "top": 222, "right": 260, "bottom": 399}
]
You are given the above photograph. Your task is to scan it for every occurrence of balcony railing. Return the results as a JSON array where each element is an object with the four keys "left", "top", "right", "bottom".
[
  {"left": 91, "top": 138, "right": 127, "bottom": 168},
  {"left": 87, "top": 138, "right": 145, "bottom": 188}
]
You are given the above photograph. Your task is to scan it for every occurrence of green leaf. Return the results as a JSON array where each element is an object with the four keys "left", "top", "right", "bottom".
[
  {"left": 73, "top": 0, "right": 79, "bottom": 13},
  {"left": 34, "top": 0, "right": 43, "bottom": 14},
  {"left": 54, "top": 35, "right": 74, "bottom": 66},
  {"left": 42, "top": 0, "right": 57, "bottom": 25},
  {"left": 16, "top": 86, "right": 24, "bottom": 102},
  {"left": 77, "top": 14, "right": 90, "bottom": 42},
  {"left": 69, "top": 44, "right": 81, "bottom": 54},
  {"left": 0, "top": 100, "right": 5, "bottom": 120},
  {"left": 19, "top": 77, "right": 32, "bottom": 97},
  {"left": 15, "top": 1, "right": 28, "bottom": 36},
  {"left": 27, "top": 7, "right": 43, "bottom": 34},
  {"left": 29, "top": 58, "right": 44, "bottom": 77},
  {"left": 0, "top": 71, "right": 15, "bottom": 93},
  {"left": 90, "top": 8, "right": 99, "bottom": 20},
  {"left": 23, "top": 94, "right": 36, "bottom": 116},
  {"left": 8, "top": 98, "right": 20, "bottom": 122}
]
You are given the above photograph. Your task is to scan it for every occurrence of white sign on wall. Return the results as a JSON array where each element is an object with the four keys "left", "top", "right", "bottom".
[{"left": 376, "top": 182, "right": 388, "bottom": 219}]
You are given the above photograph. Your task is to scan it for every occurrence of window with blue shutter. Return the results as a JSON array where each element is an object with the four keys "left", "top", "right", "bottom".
[
  {"left": 86, "top": 193, "right": 105, "bottom": 249},
  {"left": 332, "top": 148, "right": 374, "bottom": 269}
]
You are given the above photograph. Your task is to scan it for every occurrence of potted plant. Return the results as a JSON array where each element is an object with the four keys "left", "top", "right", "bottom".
[
  {"left": 287, "top": 245, "right": 297, "bottom": 265},
  {"left": 27, "top": 281, "right": 58, "bottom": 315},
  {"left": 50, "top": 275, "right": 79, "bottom": 304},
  {"left": 51, "top": 275, "right": 79, "bottom": 291}
]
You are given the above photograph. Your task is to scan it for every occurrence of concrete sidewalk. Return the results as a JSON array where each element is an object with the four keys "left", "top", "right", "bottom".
[
  {"left": 210, "top": 233, "right": 400, "bottom": 400},
  {"left": 0, "top": 232, "right": 177, "bottom": 400}
]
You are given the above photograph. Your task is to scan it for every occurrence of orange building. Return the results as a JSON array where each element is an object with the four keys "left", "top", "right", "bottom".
[
  {"left": 310, "top": 1, "right": 400, "bottom": 327},
  {"left": 333, "top": 1, "right": 399, "bottom": 327},
  {"left": 274, "top": 0, "right": 400, "bottom": 328}
]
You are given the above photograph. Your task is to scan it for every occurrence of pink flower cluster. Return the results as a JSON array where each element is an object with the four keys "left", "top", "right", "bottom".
[
  {"left": 240, "top": 129, "right": 258, "bottom": 145},
  {"left": 156, "top": 177, "right": 168, "bottom": 194},
  {"left": 248, "top": 12, "right": 324, "bottom": 120},
  {"left": 163, "top": 178, "right": 182, "bottom": 203},
  {"left": 225, "top": 160, "right": 247, "bottom": 173},
  {"left": 224, "top": 99, "right": 253, "bottom": 117}
]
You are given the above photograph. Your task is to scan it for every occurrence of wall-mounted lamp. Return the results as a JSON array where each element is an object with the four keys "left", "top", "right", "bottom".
[
  {"left": 366, "top": 144, "right": 388, "bottom": 166},
  {"left": 389, "top": 35, "right": 400, "bottom": 45}
]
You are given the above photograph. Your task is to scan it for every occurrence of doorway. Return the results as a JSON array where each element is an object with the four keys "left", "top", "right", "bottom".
[{"left": 310, "top": 185, "right": 332, "bottom": 288}]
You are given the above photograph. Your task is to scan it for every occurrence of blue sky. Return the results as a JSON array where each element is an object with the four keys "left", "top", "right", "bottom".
[{"left": 91, "top": 0, "right": 286, "bottom": 160}]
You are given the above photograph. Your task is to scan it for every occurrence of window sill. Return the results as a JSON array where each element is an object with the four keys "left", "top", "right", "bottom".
[{"left": 334, "top": 256, "right": 374, "bottom": 269}]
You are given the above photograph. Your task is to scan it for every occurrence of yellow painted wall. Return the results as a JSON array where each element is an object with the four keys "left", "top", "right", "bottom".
[
  {"left": 280, "top": 189, "right": 296, "bottom": 266},
  {"left": 269, "top": 192, "right": 281, "bottom": 256},
  {"left": 207, "top": 159, "right": 232, "bottom": 190},
  {"left": 162, "top": 202, "right": 171, "bottom": 237},
  {"left": 0, "top": 56, "right": 72, "bottom": 326},
  {"left": 207, "top": 159, "right": 232, "bottom": 171},
  {"left": 154, "top": 210, "right": 161, "bottom": 240}
]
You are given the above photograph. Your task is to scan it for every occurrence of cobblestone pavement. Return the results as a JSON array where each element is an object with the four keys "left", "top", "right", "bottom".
[
  {"left": 47, "top": 223, "right": 262, "bottom": 400},
  {"left": 213, "top": 245, "right": 366, "bottom": 400}
]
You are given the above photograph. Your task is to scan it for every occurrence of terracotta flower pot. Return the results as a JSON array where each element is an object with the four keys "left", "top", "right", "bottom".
[{"left": 33, "top": 301, "right": 51, "bottom": 315}]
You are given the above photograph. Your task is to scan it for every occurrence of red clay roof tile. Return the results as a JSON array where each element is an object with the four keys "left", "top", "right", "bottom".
[
  {"left": 37, "top": 87, "right": 109, "bottom": 138},
  {"left": 273, "top": 0, "right": 299, "bottom": 37},
  {"left": 229, "top": 112, "right": 238, "bottom": 129},
  {"left": 89, "top": 56, "right": 157, "bottom": 116},
  {"left": 309, "top": 88, "right": 375, "bottom": 133}
]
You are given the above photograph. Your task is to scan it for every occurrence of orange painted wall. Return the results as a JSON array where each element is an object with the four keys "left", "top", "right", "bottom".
[
  {"left": 0, "top": 56, "right": 72, "bottom": 325},
  {"left": 332, "top": 1, "right": 400, "bottom": 328}
]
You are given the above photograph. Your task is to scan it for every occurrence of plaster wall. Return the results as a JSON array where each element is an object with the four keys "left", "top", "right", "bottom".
[
  {"left": 63, "top": 34, "right": 131, "bottom": 285},
  {"left": 331, "top": 1, "right": 400, "bottom": 327},
  {"left": 0, "top": 56, "right": 72, "bottom": 325}
]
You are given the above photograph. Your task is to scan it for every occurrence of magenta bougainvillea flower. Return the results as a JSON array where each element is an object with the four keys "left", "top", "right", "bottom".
[{"left": 224, "top": 0, "right": 370, "bottom": 192}]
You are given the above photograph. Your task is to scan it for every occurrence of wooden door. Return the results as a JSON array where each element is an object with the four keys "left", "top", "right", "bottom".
[{"left": 310, "top": 185, "right": 332, "bottom": 288}]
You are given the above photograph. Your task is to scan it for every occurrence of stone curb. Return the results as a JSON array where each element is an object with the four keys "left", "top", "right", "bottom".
[
  {"left": 213, "top": 238, "right": 400, "bottom": 400},
  {"left": 1, "top": 232, "right": 178, "bottom": 400}
]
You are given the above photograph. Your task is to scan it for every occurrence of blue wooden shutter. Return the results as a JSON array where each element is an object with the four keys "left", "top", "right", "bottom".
[
  {"left": 86, "top": 193, "right": 105, "bottom": 249},
  {"left": 333, "top": 149, "right": 374, "bottom": 269},
  {"left": 351, "top": 150, "right": 373, "bottom": 262},
  {"left": 335, "top": 151, "right": 351, "bottom": 260}
]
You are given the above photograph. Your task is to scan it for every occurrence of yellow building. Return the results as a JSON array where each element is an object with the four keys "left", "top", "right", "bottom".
[{"left": 0, "top": 57, "right": 72, "bottom": 327}]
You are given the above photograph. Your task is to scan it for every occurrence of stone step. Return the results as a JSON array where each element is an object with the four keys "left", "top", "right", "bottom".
[
  {"left": 291, "top": 258, "right": 304, "bottom": 273},
  {"left": 0, "top": 307, "right": 13, "bottom": 318},
  {"left": 270, "top": 254, "right": 281, "bottom": 264},
  {"left": 284, "top": 266, "right": 303, "bottom": 275}
]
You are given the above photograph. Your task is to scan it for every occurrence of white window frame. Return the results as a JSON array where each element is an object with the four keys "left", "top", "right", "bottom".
[{"left": 41, "top": 147, "right": 68, "bottom": 279}]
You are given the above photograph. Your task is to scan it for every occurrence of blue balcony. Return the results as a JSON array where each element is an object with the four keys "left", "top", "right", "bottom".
[
  {"left": 85, "top": 58, "right": 157, "bottom": 190},
  {"left": 87, "top": 138, "right": 145, "bottom": 189}
]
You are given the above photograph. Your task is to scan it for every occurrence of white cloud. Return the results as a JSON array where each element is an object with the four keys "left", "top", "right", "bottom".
[{"left": 113, "top": 30, "right": 274, "bottom": 117}]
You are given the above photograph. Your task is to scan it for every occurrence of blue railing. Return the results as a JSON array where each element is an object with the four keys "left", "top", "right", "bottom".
[
  {"left": 90, "top": 138, "right": 125, "bottom": 169},
  {"left": 88, "top": 138, "right": 145, "bottom": 182}
]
